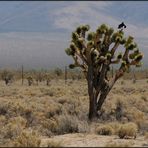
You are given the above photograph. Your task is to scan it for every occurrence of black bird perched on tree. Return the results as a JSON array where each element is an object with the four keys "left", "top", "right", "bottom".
[{"left": 118, "top": 22, "right": 126, "bottom": 30}]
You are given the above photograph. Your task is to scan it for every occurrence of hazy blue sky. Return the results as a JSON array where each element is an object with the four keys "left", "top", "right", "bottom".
[{"left": 0, "top": 1, "right": 147, "bottom": 69}]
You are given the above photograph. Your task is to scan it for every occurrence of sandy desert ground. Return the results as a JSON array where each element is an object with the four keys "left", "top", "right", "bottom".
[{"left": 0, "top": 78, "right": 147, "bottom": 147}]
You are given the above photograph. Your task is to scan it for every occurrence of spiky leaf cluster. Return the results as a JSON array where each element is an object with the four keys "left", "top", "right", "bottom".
[{"left": 65, "top": 24, "right": 143, "bottom": 78}]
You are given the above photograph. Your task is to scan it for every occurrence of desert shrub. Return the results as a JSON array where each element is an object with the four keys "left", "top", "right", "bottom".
[
  {"left": 108, "top": 122, "right": 122, "bottom": 135},
  {"left": 61, "top": 98, "right": 82, "bottom": 116},
  {"left": 0, "top": 104, "right": 7, "bottom": 115},
  {"left": 115, "top": 99, "right": 124, "bottom": 121},
  {"left": 46, "top": 105, "right": 62, "bottom": 118},
  {"left": 125, "top": 108, "right": 145, "bottom": 130},
  {"left": 141, "top": 96, "right": 147, "bottom": 102},
  {"left": 132, "top": 79, "right": 136, "bottom": 84},
  {"left": 96, "top": 125, "right": 114, "bottom": 135},
  {"left": 0, "top": 115, "right": 7, "bottom": 139},
  {"left": 56, "top": 114, "right": 79, "bottom": 134},
  {"left": 40, "top": 118, "right": 58, "bottom": 134},
  {"left": 144, "top": 132, "right": 148, "bottom": 140},
  {"left": 78, "top": 120, "right": 90, "bottom": 133},
  {"left": 0, "top": 115, "right": 6, "bottom": 125},
  {"left": 40, "top": 88, "right": 54, "bottom": 96},
  {"left": 3, "top": 116, "right": 27, "bottom": 139},
  {"left": 8, "top": 101, "right": 32, "bottom": 118},
  {"left": 57, "top": 98, "right": 67, "bottom": 104},
  {"left": 118, "top": 122, "right": 138, "bottom": 139},
  {"left": 139, "top": 121, "right": 148, "bottom": 133},
  {"left": 48, "top": 118, "right": 59, "bottom": 133},
  {"left": 120, "top": 80, "right": 124, "bottom": 85},
  {"left": 13, "top": 130, "right": 41, "bottom": 147},
  {"left": 0, "top": 100, "right": 34, "bottom": 127}
]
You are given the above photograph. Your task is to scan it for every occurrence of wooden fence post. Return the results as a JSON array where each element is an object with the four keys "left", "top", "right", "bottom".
[
  {"left": 21, "top": 65, "right": 24, "bottom": 85},
  {"left": 65, "top": 66, "right": 67, "bottom": 84}
]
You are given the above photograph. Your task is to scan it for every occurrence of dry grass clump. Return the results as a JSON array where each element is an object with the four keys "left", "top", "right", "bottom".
[
  {"left": 105, "top": 141, "right": 132, "bottom": 147},
  {"left": 141, "top": 95, "right": 147, "bottom": 102},
  {"left": 0, "top": 115, "right": 6, "bottom": 126},
  {"left": 96, "top": 125, "right": 114, "bottom": 135},
  {"left": 125, "top": 107, "right": 145, "bottom": 130},
  {"left": 56, "top": 114, "right": 79, "bottom": 135},
  {"left": 2, "top": 116, "right": 27, "bottom": 139},
  {"left": 144, "top": 132, "right": 148, "bottom": 140},
  {"left": 77, "top": 120, "right": 90, "bottom": 133},
  {"left": 118, "top": 122, "right": 138, "bottom": 139},
  {"left": 120, "top": 80, "right": 125, "bottom": 85},
  {"left": 46, "top": 86, "right": 66, "bottom": 97},
  {"left": 57, "top": 97, "right": 67, "bottom": 104},
  {"left": 13, "top": 130, "right": 41, "bottom": 147},
  {"left": 115, "top": 99, "right": 124, "bottom": 121},
  {"left": 47, "top": 118, "right": 59, "bottom": 133},
  {"left": 46, "top": 104, "right": 62, "bottom": 118},
  {"left": 46, "top": 140, "right": 62, "bottom": 147},
  {"left": 0, "top": 100, "right": 32, "bottom": 119},
  {"left": 108, "top": 122, "right": 122, "bottom": 135}
]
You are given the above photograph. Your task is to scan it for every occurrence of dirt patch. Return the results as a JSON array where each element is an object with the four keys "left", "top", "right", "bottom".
[{"left": 40, "top": 133, "right": 147, "bottom": 147}]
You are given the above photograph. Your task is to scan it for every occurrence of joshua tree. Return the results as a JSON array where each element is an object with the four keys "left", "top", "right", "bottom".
[
  {"left": 1, "top": 70, "right": 14, "bottom": 85},
  {"left": 44, "top": 74, "right": 51, "bottom": 86},
  {"left": 54, "top": 68, "right": 63, "bottom": 77},
  {"left": 34, "top": 72, "right": 45, "bottom": 85},
  {"left": 27, "top": 76, "right": 33, "bottom": 86},
  {"left": 65, "top": 24, "right": 143, "bottom": 120}
]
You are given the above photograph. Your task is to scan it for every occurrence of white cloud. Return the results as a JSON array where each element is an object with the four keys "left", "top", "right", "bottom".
[
  {"left": 52, "top": 1, "right": 114, "bottom": 30},
  {"left": 51, "top": 2, "right": 148, "bottom": 66},
  {"left": 52, "top": 1, "right": 148, "bottom": 40}
]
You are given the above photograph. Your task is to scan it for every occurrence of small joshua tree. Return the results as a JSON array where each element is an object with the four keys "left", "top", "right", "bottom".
[
  {"left": 45, "top": 74, "right": 51, "bottom": 86},
  {"left": 65, "top": 24, "right": 143, "bottom": 120},
  {"left": 1, "top": 70, "right": 14, "bottom": 85},
  {"left": 54, "top": 68, "right": 63, "bottom": 77},
  {"left": 27, "top": 76, "right": 33, "bottom": 86},
  {"left": 34, "top": 72, "right": 45, "bottom": 85}
]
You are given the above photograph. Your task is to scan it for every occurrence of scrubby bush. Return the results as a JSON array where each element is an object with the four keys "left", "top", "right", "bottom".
[
  {"left": 13, "top": 130, "right": 41, "bottom": 147},
  {"left": 96, "top": 125, "right": 114, "bottom": 135},
  {"left": 56, "top": 114, "right": 79, "bottom": 135},
  {"left": 46, "top": 105, "right": 62, "bottom": 118},
  {"left": 144, "top": 132, "right": 148, "bottom": 140},
  {"left": 120, "top": 80, "right": 125, "bottom": 85},
  {"left": 115, "top": 99, "right": 124, "bottom": 121},
  {"left": 118, "top": 122, "right": 138, "bottom": 139},
  {"left": 108, "top": 122, "right": 122, "bottom": 135},
  {"left": 3, "top": 116, "right": 27, "bottom": 139}
]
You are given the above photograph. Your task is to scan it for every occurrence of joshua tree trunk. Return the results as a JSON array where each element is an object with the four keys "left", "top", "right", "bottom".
[
  {"left": 5, "top": 79, "right": 9, "bottom": 85},
  {"left": 88, "top": 65, "right": 118, "bottom": 120},
  {"left": 88, "top": 93, "right": 98, "bottom": 120},
  {"left": 88, "top": 82, "right": 115, "bottom": 120},
  {"left": 87, "top": 65, "right": 97, "bottom": 120}
]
